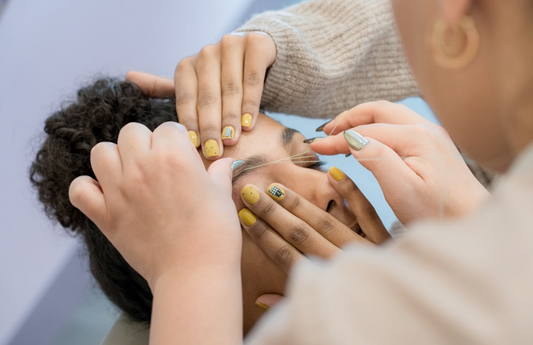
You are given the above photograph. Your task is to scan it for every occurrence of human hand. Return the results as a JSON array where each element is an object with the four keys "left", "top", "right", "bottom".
[
  {"left": 68, "top": 122, "right": 241, "bottom": 287},
  {"left": 312, "top": 101, "right": 490, "bottom": 225},
  {"left": 237, "top": 166, "right": 390, "bottom": 274},
  {"left": 126, "top": 31, "right": 276, "bottom": 160}
]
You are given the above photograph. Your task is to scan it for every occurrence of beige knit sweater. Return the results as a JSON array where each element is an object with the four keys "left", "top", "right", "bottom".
[{"left": 236, "top": 0, "right": 419, "bottom": 118}]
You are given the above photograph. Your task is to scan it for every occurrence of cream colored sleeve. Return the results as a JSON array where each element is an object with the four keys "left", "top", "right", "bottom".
[
  {"left": 244, "top": 146, "right": 533, "bottom": 344},
  {"left": 236, "top": 0, "right": 420, "bottom": 118}
]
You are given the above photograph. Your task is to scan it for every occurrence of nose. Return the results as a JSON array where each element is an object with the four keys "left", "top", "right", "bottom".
[{"left": 286, "top": 167, "right": 346, "bottom": 213}]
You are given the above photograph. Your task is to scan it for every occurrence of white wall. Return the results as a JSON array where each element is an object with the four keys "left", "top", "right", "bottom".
[{"left": 0, "top": 1, "right": 256, "bottom": 344}]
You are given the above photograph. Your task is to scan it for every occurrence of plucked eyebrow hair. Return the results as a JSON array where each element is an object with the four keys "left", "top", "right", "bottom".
[{"left": 231, "top": 127, "right": 300, "bottom": 184}]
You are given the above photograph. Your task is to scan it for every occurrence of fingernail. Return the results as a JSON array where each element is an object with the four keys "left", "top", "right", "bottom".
[
  {"left": 315, "top": 119, "right": 333, "bottom": 132},
  {"left": 303, "top": 137, "right": 323, "bottom": 144},
  {"left": 221, "top": 126, "right": 235, "bottom": 140},
  {"left": 242, "top": 113, "right": 253, "bottom": 128},
  {"left": 231, "top": 160, "right": 245, "bottom": 175},
  {"left": 204, "top": 139, "right": 220, "bottom": 158},
  {"left": 188, "top": 131, "right": 199, "bottom": 148},
  {"left": 344, "top": 130, "right": 369, "bottom": 151},
  {"left": 241, "top": 185, "right": 260, "bottom": 205},
  {"left": 239, "top": 208, "right": 257, "bottom": 227},
  {"left": 267, "top": 184, "right": 286, "bottom": 201},
  {"left": 329, "top": 166, "right": 345, "bottom": 181},
  {"left": 255, "top": 301, "right": 270, "bottom": 310}
]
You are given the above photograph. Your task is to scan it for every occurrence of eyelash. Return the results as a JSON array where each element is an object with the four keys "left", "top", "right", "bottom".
[{"left": 307, "top": 160, "right": 326, "bottom": 170}]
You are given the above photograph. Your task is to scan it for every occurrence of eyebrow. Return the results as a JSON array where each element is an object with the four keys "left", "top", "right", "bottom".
[{"left": 231, "top": 127, "right": 300, "bottom": 184}]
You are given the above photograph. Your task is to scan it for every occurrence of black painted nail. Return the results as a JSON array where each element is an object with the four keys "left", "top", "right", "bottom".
[
  {"left": 303, "top": 137, "right": 324, "bottom": 144},
  {"left": 315, "top": 119, "right": 333, "bottom": 132}
]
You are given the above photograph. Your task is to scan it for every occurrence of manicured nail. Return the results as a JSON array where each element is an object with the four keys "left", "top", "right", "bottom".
[
  {"left": 242, "top": 113, "right": 253, "bottom": 128},
  {"left": 315, "top": 119, "right": 333, "bottom": 132},
  {"left": 267, "top": 184, "right": 286, "bottom": 201},
  {"left": 344, "top": 130, "right": 369, "bottom": 151},
  {"left": 241, "top": 185, "right": 260, "bottom": 205},
  {"left": 303, "top": 137, "right": 323, "bottom": 144},
  {"left": 329, "top": 166, "right": 345, "bottom": 181},
  {"left": 221, "top": 126, "right": 235, "bottom": 140},
  {"left": 239, "top": 208, "right": 257, "bottom": 227},
  {"left": 255, "top": 301, "right": 270, "bottom": 310},
  {"left": 231, "top": 160, "right": 245, "bottom": 175},
  {"left": 204, "top": 139, "right": 220, "bottom": 158},
  {"left": 188, "top": 131, "right": 199, "bottom": 148}
]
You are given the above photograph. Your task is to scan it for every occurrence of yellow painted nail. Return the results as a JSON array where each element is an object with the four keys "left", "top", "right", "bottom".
[
  {"left": 188, "top": 131, "right": 199, "bottom": 148},
  {"left": 204, "top": 139, "right": 220, "bottom": 158},
  {"left": 239, "top": 208, "right": 257, "bottom": 227},
  {"left": 267, "top": 184, "right": 286, "bottom": 201},
  {"left": 241, "top": 185, "right": 260, "bottom": 205},
  {"left": 241, "top": 113, "right": 253, "bottom": 128},
  {"left": 329, "top": 166, "right": 345, "bottom": 181},
  {"left": 255, "top": 301, "right": 270, "bottom": 310},
  {"left": 221, "top": 126, "right": 235, "bottom": 140}
]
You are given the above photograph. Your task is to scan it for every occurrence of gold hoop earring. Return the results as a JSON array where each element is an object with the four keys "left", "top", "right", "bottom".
[{"left": 431, "top": 16, "right": 480, "bottom": 70}]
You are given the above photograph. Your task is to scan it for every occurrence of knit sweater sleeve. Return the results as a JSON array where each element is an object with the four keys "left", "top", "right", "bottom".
[{"left": 235, "top": 0, "right": 420, "bottom": 118}]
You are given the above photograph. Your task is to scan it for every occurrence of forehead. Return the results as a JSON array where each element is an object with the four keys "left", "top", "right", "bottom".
[{"left": 226, "top": 114, "right": 291, "bottom": 160}]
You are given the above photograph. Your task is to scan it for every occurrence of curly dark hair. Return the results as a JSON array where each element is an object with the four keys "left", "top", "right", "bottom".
[{"left": 30, "top": 78, "right": 178, "bottom": 323}]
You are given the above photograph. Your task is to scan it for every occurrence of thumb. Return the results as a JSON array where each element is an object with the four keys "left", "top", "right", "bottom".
[
  {"left": 125, "top": 71, "right": 174, "bottom": 98},
  {"left": 69, "top": 176, "right": 107, "bottom": 227},
  {"left": 255, "top": 294, "right": 284, "bottom": 310},
  {"left": 207, "top": 157, "right": 234, "bottom": 194}
]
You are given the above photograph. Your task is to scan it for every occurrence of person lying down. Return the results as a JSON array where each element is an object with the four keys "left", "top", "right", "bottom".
[{"left": 29, "top": 78, "right": 390, "bottom": 336}]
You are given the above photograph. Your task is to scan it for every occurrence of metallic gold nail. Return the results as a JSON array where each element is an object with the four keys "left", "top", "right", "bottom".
[
  {"left": 329, "top": 166, "right": 345, "bottom": 181},
  {"left": 239, "top": 208, "right": 257, "bottom": 227},
  {"left": 267, "top": 184, "right": 286, "bottom": 201},
  {"left": 303, "top": 137, "right": 324, "bottom": 144},
  {"left": 255, "top": 301, "right": 270, "bottom": 310},
  {"left": 188, "top": 131, "right": 199, "bottom": 148},
  {"left": 344, "top": 130, "right": 369, "bottom": 151},
  {"left": 241, "top": 185, "right": 260, "bottom": 205},
  {"left": 221, "top": 126, "right": 235, "bottom": 140},
  {"left": 204, "top": 139, "right": 220, "bottom": 158},
  {"left": 242, "top": 113, "right": 253, "bottom": 128},
  {"left": 315, "top": 119, "right": 333, "bottom": 132}
]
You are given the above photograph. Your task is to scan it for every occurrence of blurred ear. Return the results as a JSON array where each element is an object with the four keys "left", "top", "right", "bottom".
[{"left": 435, "top": 0, "right": 472, "bottom": 25}]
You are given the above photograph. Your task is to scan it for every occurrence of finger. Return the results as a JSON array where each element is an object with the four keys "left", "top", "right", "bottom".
[
  {"left": 220, "top": 34, "right": 245, "bottom": 146},
  {"left": 196, "top": 45, "right": 223, "bottom": 159},
  {"left": 322, "top": 101, "right": 428, "bottom": 136},
  {"left": 174, "top": 56, "right": 200, "bottom": 148},
  {"left": 344, "top": 133, "right": 422, "bottom": 207},
  {"left": 240, "top": 32, "right": 276, "bottom": 131},
  {"left": 125, "top": 71, "right": 175, "bottom": 98},
  {"left": 312, "top": 123, "right": 427, "bottom": 157},
  {"left": 90, "top": 142, "right": 122, "bottom": 189},
  {"left": 238, "top": 208, "right": 305, "bottom": 274},
  {"left": 69, "top": 176, "right": 107, "bottom": 228},
  {"left": 117, "top": 123, "right": 152, "bottom": 169},
  {"left": 255, "top": 294, "right": 283, "bottom": 310},
  {"left": 265, "top": 183, "right": 368, "bottom": 247},
  {"left": 327, "top": 167, "right": 391, "bottom": 244},
  {"left": 151, "top": 122, "right": 192, "bottom": 152},
  {"left": 207, "top": 157, "right": 234, "bottom": 195},
  {"left": 240, "top": 184, "right": 339, "bottom": 258}
]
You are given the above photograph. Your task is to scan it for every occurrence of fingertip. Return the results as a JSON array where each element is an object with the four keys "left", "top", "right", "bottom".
[
  {"left": 69, "top": 176, "right": 106, "bottom": 223},
  {"left": 241, "top": 113, "right": 254, "bottom": 131},
  {"left": 202, "top": 139, "right": 223, "bottom": 161}
]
